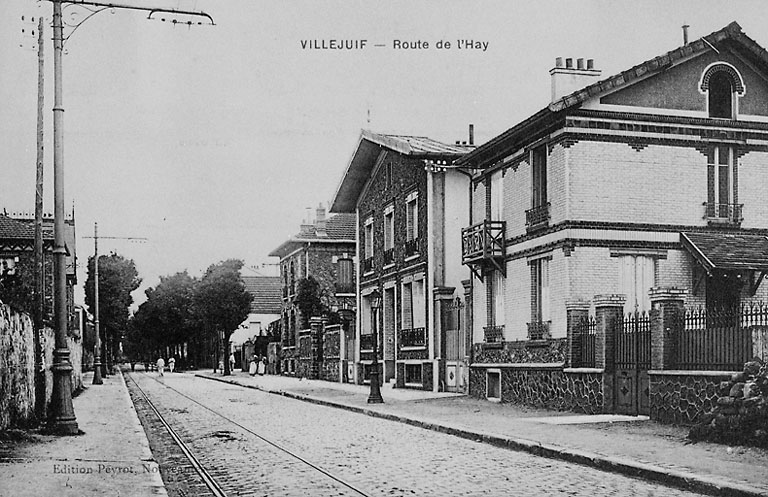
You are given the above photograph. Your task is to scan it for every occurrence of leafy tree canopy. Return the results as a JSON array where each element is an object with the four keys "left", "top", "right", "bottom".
[
  {"left": 84, "top": 252, "right": 141, "bottom": 341},
  {"left": 195, "top": 259, "right": 252, "bottom": 338}
]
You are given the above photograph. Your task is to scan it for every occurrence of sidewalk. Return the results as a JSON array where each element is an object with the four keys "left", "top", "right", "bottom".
[
  {"left": 198, "top": 370, "right": 768, "bottom": 497},
  {"left": 0, "top": 370, "right": 166, "bottom": 497}
]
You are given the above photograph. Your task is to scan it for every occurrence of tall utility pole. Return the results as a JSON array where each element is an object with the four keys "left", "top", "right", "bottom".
[
  {"left": 47, "top": 0, "right": 78, "bottom": 435},
  {"left": 33, "top": 15, "right": 46, "bottom": 421},
  {"left": 45, "top": 0, "right": 213, "bottom": 435},
  {"left": 83, "top": 225, "right": 147, "bottom": 383}
]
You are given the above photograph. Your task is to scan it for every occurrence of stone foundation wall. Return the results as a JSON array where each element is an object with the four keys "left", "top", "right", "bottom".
[
  {"left": 319, "top": 359, "right": 339, "bottom": 382},
  {"left": 469, "top": 365, "right": 604, "bottom": 414},
  {"left": 650, "top": 371, "right": 730, "bottom": 425}
]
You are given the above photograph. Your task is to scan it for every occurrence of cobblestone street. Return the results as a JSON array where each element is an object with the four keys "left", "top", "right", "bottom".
[{"left": 127, "top": 372, "right": 707, "bottom": 497}]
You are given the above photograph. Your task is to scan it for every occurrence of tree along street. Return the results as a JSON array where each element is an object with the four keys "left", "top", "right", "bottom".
[{"left": 127, "top": 372, "right": 706, "bottom": 497}]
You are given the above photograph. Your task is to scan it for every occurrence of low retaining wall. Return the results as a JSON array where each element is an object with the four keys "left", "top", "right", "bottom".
[
  {"left": 649, "top": 370, "right": 732, "bottom": 425},
  {"left": 469, "top": 363, "right": 605, "bottom": 414}
]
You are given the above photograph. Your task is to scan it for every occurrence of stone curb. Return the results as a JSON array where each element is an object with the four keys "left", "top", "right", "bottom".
[{"left": 195, "top": 374, "right": 767, "bottom": 497}]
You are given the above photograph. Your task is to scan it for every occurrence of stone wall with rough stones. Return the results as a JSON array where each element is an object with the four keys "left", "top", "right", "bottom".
[
  {"left": 0, "top": 302, "right": 36, "bottom": 429},
  {"left": 650, "top": 372, "right": 730, "bottom": 425},
  {"left": 1, "top": 302, "right": 83, "bottom": 429},
  {"left": 469, "top": 366, "right": 604, "bottom": 414}
]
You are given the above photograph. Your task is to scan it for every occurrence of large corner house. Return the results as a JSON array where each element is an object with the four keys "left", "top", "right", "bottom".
[
  {"left": 458, "top": 22, "right": 768, "bottom": 411},
  {"left": 331, "top": 131, "right": 474, "bottom": 391}
]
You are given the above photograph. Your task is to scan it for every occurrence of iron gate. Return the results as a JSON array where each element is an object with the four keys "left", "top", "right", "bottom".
[
  {"left": 614, "top": 312, "right": 651, "bottom": 415},
  {"left": 443, "top": 298, "right": 466, "bottom": 393}
]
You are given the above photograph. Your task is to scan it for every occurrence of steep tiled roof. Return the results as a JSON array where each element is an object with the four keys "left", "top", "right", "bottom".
[
  {"left": 456, "top": 22, "right": 764, "bottom": 170},
  {"left": 361, "top": 132, "right": 475, "bottom": 156},
  {"left": 0, "top": 215, "right": 38, "bottom": 239},
  {"left": 269, "top": 213, "right": 356, "bottom": 258},
  {"left": 242, "top": 276, "right": 282, "bottom": 314},
  {"left": 331, "top": 130, "right": 474, "bottom": 213},
  {"left": 681, "top": 232, "right": 768, "bottom": 272}
]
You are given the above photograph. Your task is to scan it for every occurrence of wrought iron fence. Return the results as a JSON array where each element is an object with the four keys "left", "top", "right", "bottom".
[
  {"left": 576, "top": 316, "right": 597, "bottom": 368},
  {"left": 527, "top": 320, "right": 551, "bottom": 340},
  {"left": 525, "top": 202, "right": 551, "bottom": 228},
  {"left": 383, "top": 248, "right": 395, "bottom": 266},
  {"left": 404, "top": 238, "right": 419, "bottom": 258},
  {"left": 703, "top": 202, "right": 743, "bottom": 224},
  {"left": 483, "top": 325, "right": 504, "bottom": 343},
  {"left": 399, "top": 327, "right": 426, "bottom": 348},
  {"left": 616, "top": 312, "right": 652, "bottom": 370},
  {"left": 362, "top": 257, "right": 373, "bottom": 273},
  {"left": 675, "top": 304, "right": 765, "bottom": 370},
  {"left": 360, "top": 333, "right": 374, "bottom": 351}
]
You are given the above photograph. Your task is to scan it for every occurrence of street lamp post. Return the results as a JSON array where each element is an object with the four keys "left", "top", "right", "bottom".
[
  {"left": 92, "top": 223, "right": 103, "bottom": 385},
  {"left": 367, "top": 289, "right": 383, "bottom": 404},
  {"left": 46, "top": 0, "right": 78, "bottom": 435}
]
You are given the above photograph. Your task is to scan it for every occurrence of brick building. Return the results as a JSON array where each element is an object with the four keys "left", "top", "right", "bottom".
[
  {"left": 0, "top": 211, "right": 78, "bottom": 331},
  {"left": 330, "top": 130, "right": 473, "bottom": 391},
  {"left": 269, "top": 206, "right": 356, "bottom": 379},
  {"left": 456, "top": 22, "right": 768, "bottom": 414}
]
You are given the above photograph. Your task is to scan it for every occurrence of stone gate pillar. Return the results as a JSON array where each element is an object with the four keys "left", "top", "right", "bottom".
[
  {"left": 594, "top": 294, "right": 625, "bottom": 413},
  {"left": 310, "top": 317, "right": 323, "bottom": 380},
  {"left": 566, "top": 300, "right": 591, "bottom": 368},
  {"left": 649, "top": 287, "right": 687, "bottom": 371}
]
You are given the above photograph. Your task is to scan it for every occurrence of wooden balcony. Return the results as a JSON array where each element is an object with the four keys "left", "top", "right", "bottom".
[{"left": 461, "top": 220, "right": 506, "bottom": 279}]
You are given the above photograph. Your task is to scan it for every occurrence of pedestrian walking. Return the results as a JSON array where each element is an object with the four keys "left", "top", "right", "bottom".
[
  {"left": 156, "top": 357, "right": 165, "bottom": 377},
  {"left": 249, "top": 354, "right": 257, "bottom": 376},
  {"left": 168, "top": 357, "right": 175, "bottom": 373},
  {"left": 257, "top": 356, "right": 266, "bottom": 376},
  {"left": 229, "top": 353, "right": 236, "bottom": 372}
]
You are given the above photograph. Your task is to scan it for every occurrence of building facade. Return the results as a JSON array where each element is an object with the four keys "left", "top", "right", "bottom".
[
  {"left": 331, "top": 131, "right": 473, "bottom": 391},
  {"left": 269, "top": 206, "right": 356, "bottom": 379},
  {"left": 457, "top": 22, "right": 768, "bottom": 412}
]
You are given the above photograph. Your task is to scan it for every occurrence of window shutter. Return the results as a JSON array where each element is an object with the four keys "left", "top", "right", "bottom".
[{"left": 402, "top": 283, "right": 413, "bottom": 329}]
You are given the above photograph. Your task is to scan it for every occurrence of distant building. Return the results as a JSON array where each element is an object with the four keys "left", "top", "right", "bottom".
[
  {"left": 269, "top": 205, "right": 356, "bottom": 377},
  {"left": 0, "top": 210, "right": 77, "bottom": 331},
  {"left": 231, "top": 274, "right": 281, "bottom": 369}
]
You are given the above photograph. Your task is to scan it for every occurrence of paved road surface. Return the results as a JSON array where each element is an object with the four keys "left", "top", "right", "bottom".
[{"left": 127, "top": 372, "right": 706, "bottom": 497}]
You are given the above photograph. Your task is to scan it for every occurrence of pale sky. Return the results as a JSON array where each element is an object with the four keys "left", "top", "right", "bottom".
[{"left": 1, "top": 0, "right": 766, "bottom": 308}]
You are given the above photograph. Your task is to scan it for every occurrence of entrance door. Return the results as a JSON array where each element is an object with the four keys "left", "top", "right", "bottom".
[
  {"left": 443, "top": 298, "right": 466, "bottom": 393},
  {"left": 614, "top": 312, "right": 651, "bottom": 415}
]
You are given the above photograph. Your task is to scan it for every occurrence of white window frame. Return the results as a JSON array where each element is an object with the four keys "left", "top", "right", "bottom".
[
  {"left": 364, "top": 216, "right": 374, "bottom": 260},
  {"left": 384, "top": 204, "right": 395, "bottom": 251},
  {"left": 405, "top": 191, "right": 418, "bottom": 241}
]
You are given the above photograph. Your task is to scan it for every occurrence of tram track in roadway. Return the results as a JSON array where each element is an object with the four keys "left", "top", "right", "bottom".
[{"left": 125, "top": 371, "right": 373, "bottom": 497}]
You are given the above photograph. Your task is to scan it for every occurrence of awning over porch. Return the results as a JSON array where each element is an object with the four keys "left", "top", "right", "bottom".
[{"left": 680, "top": 232, "right": 768, "bottom": 273}]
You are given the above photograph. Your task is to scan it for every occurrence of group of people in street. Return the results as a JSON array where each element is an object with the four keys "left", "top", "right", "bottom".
[
  {"left": 155, "top": 356, "right": 175, "bottom": 376},
  {"left": 249, "top": 354, "right": 266, "bottom": 376}
]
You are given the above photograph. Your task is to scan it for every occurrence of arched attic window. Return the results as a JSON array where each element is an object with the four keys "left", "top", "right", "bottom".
[{"left": 700, "top": 63, "right": 745, "bottom": 119}]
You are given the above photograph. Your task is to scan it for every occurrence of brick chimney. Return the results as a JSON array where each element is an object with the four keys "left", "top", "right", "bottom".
[
  {"left": 550, "top": 57, "right": 601, "bottom": 103},
  {"left": 315, "top": 203, "right": 327, "bottom": 237}
]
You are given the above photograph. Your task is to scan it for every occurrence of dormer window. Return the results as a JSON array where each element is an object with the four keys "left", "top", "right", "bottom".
[
  {"left": 700, "top": 63, "right": 745, "bottom": 120},
  {"left": 709, "top": 72, "right": 733, "bottom": 118}
]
